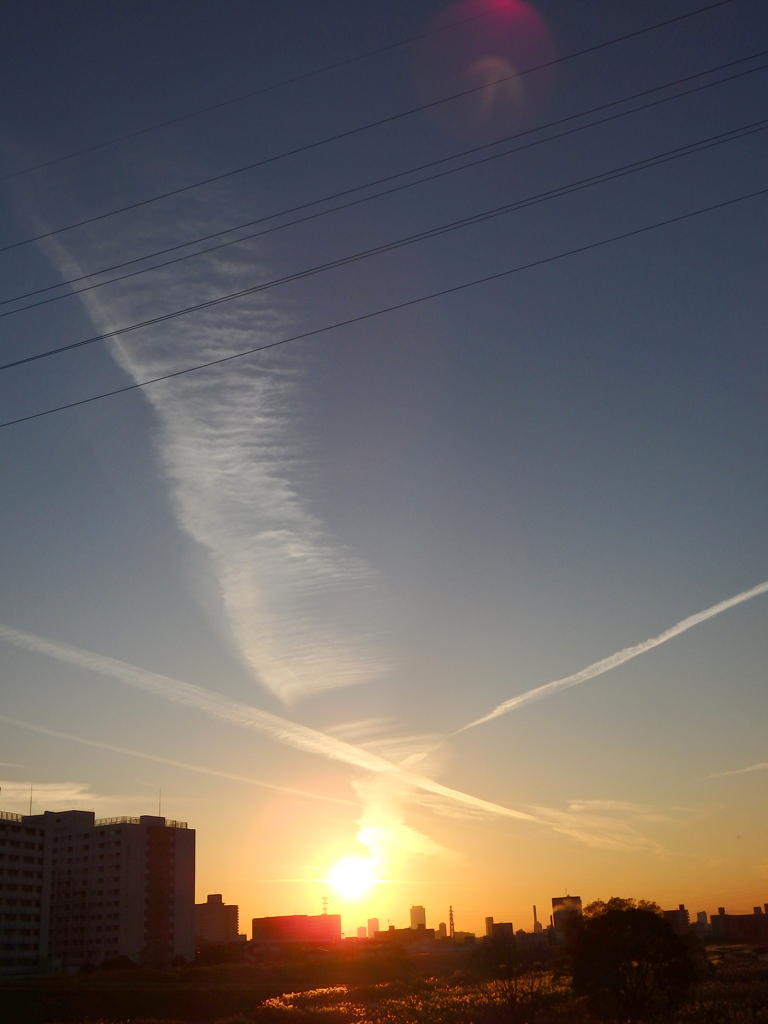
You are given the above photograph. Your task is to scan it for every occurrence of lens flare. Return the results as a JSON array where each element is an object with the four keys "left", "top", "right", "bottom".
[
  {"left": 326, "top": 856, "right": 377, "bottom": 901},
  {"left": 413, "top": 0, "right": 557, "bottom": 141}
]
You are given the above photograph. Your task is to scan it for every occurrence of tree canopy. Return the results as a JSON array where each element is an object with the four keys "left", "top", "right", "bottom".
[
  {"left": 571, "top": 907, "right": 695, "bottom": 1021},
  {"left": 583, "top": 897, "right": 662, "bottom": 919}
]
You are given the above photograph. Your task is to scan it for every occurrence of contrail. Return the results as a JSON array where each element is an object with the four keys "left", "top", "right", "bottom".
[
  {"left": 707, "top": 760, "right": 768, "bottom": 779},
  {"left": 0, "top": 623, "right": 535, "bottom": 824},
  {"left": 0, "top": 714, "right": 356, "bottom": 806},
  {"left": 455, "top": 579, "right": 768, "bottom": 733}
]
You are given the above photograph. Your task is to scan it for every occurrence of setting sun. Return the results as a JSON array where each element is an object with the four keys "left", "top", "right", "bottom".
[{"left": 326, "top": 857, "right": 377, "bottom": 902}]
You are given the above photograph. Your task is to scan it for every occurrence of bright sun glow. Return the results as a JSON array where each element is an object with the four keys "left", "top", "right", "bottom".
[{"left": 326, "top": 856, "right": 376, "bottom": 901}]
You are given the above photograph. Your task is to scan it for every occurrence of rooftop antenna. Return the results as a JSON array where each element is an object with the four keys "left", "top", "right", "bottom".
[
  {"left": 159, "top": 788, "right": 162, "bottom": 816},
  {"left": 29, "top": 782, "right": 33, "bottom": 815}
]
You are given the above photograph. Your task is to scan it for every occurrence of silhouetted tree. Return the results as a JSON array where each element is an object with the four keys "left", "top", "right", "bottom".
[
  {"left": 583, "top": 897, "right": 662, "bottom": 919},
  {"left": 473, "top": 933, "right": 551, "bottom": 1024},
  {"left": 571, "top": 908, "right": 695, "bottom": 1021}
]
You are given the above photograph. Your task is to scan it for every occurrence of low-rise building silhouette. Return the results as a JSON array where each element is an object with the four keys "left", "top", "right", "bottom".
[
  {"left": 252, "top": 913, "right": 342, "bottom": 943},
  {"left": 710, "top": 905, "right": 768, "bottom": 943}
]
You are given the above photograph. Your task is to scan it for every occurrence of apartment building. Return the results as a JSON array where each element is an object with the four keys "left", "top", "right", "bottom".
[{"left": 0, "top": 809, "right": 194, "bottom": 974}]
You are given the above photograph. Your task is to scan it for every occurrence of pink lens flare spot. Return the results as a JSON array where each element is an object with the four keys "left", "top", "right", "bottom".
[{"left": 413, "top": 0, "right": 557, "bottom": 141}]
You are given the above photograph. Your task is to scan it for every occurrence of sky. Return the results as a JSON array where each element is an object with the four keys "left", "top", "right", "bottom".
[{"left": 0, "top": 0, "right": 767, "bottom": 939}]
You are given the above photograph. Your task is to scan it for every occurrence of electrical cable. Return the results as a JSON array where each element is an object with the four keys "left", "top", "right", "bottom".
[
  {"left": 2, "top": 183, "right": 765, "bottom": 431},
  {"left": 0, "top": 0, "right": 739, "bottom": 256},
  {"left": 0, "top": 3, "right": 509, "bottom": 184},
  {"left": 2, "top": 115, "right": 766, "bottom": 376},
  {"left": 0, "top": 0, "right": 736, "bottom": 185},
  {"left": 3, "top": 50, "right": 765, "bottom": 319}
]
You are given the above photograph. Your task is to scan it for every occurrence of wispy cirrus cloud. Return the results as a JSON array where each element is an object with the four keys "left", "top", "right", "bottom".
[
  {"left": 533, "top": 802, "right": 669, "bottom": 854},
  {"left": 326, "top": 718, "right": 445, "bottom": 767},
  {"left": 24, "top": 168, "right": 388, "bottom": 704},
  {"left": 455, "top": 579, "right": 768, "bottom": 732},
  {"left": 566, "top": 799, "right": 682, "bottom": 823},
  {"left": 0, "top": 780, "right": 108, "bottom": 811}
]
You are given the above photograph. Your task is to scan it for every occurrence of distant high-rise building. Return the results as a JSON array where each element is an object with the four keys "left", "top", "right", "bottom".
[
  {"left": 357, "top": 926, "right": 367, "bottom": 938},
  {"left": 533, "top": 905, "right": 543, "bottom": 933},
  {"left": 367, "top": 917, "right": 379, "bottom": 938},
  {"left": 410, "top": 905, "right": 426, "bottom": 929},
  {"left": 438, "top": 921, "right": 447, "bottom": 938},
  {"left": 696, "top": 911, "right": 708, "bottom": 926},
  {"left": 195, "top": 893, "right": 240, "bottom": 945},
  {"left": 0, "top": 809, "right": 194, "bottom": 975},
  {"left": 551, "top": 895, "right": 582, "bottom": 933},
  {"left": 485, "top": 916, "right": 494, "bottom": 937}
]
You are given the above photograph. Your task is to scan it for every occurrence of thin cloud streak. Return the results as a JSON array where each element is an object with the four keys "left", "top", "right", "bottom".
[
  {"left": 708, "top": 760, "right": 768, "bottom": 778},
  {"left": 0, "top": 714, "right": 356, "bottom": 806},
  {"left": 0, "top": 623, "right": 535, "bottom": 824},
  {"left": 455, "top": 579, "right": 768, "bottom": 732},
  {"left": 532, "top": 804, "right": 668, "bottom": 854}
]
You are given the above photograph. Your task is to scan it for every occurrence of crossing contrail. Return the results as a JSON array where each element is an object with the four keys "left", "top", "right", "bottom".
[
  {"left": 454, "top": 579, "right": 768, "bottom": 733},
  {"left": 0, "top": 623, "right": 536, "bottom": 824}
]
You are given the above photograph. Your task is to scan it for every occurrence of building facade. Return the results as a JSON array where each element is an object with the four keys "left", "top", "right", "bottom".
[
  {"left": 410, "top": 905, "right": 426, "bottom": 929},
  {"left": 710, "top": 905, "right": 768, "bottom": 943},
  {"left": 195, "top": 893, "right": 240, "bottom": 945},
  {"left": 0, "top": 809, "right": 194, "bottom": 974},
  {"left": 251, "top": 913, "right": 342, "bottom": 943},
  {"left": 662, "top": 904, "right": 690, "bottom": 936},
  {"left": 0, "top": 811, "right": 46, "bottom": 975}
]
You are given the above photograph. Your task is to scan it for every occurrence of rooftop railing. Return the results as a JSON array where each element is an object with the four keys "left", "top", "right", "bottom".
[{"left": 95, "top": 816, "right": 187, "bottom": 828}]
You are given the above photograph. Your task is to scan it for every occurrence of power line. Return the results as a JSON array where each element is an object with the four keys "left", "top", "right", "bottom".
[
  {"left": 2, "top": 183, "right": 765, "bottom": 431},
  {"left": 3, "top": 115, "right": 765, "bottom": 375},
  {"left": 0, "top": 0, "right": 739, "bottom": 257},
  {"left": 4, "top": 49, "right": 765, "bottom": 320},
  {"left": 0, "top": 0, "right": 736, "bottom": 186},
  {"left": 0, "top": 4, "right": 504, "bottom": 184}
]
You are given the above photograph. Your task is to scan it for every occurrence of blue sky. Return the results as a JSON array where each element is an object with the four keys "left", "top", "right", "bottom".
[{"left": 1, "top": 0, "right": 767, "bottom": 935}]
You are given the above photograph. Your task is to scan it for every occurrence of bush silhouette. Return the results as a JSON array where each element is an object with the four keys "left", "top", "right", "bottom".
[{"left": 571, "top": 908, "right": 695, "bottom": 1021}]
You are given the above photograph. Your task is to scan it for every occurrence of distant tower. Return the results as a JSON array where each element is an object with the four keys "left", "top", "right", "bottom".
[
  {"left": 321, "top": 895, "right": 328, "bottom": 915},
  {"left": 449, "top": 905, "right": 455, "bottom": 938},
  {"left": 485, "top": 916, "right": 494, "bottom": 937},
  {"left": 410, "top": 905, "right": 426, "bottom": 929},
  {"left": 533, "top": 905, "right": 543, "bottom": 934},
  {"left": 438, "top": 921, "right": 447, "bottom": 938},
  {"left": 367, "top": 917, "right": 379, "bottom": 937}
]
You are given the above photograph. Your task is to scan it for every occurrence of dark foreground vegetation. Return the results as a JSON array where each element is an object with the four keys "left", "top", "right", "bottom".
[{"left": 2, "top": 918, "right": 767, "bottom": 1024}]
